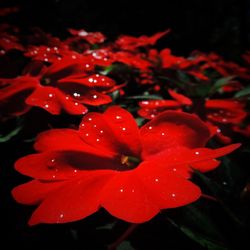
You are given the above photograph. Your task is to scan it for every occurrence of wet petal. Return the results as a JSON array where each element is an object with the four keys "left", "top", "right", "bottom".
[
  {"left": 140, "top": 111, "right": 210, "bottom": 157},
  {"left": 79, "top": 106, "right": 142, "bottom": 157},
  {"left": 12, "top": 180, "right": 65, "bottom": 205},
  {"left": 28, "top": 171, "right": 114, "bottom": 225}
]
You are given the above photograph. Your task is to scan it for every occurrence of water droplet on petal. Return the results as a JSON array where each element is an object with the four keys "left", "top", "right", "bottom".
[
  {"left": 44, "top": 104, "right": 49, "bottom": 109},
  {"left": 195, "top": 151, "right": 200, "bottom": 155},
  {"left": 120, "top": 188, "right": 124, "bottom": 193},
  {"left": 92, "top": 94, "right": 98, "bottom": 99},
  {"left": 155, "top": 178, "right": 159, "bottom": 182},
  {"left": 171, "top": 193, "right": 176, "bottom": 197}
]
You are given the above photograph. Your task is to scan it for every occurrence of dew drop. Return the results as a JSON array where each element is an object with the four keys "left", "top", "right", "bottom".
[
  {"left": 195, "top": 151, "right": 200, "bottom": 155},
  {"left": 122, "top": 127, "right": 126, "bottom": 131},
  {"left": 171, "top": 193, "right": 176, "bottom": 197},
  {"left": 44, "top": 104, "right": 49, "bottom": 109},
  {"left": 148, "top": 126, "right": 153, "bottom": 130},
  {"left": 74, "top": 102, "right": 79, "bottom": 106},
  {"left": 88, "top": 78, "right": 94, "bottom": 83},
  {"left": 96, "top": 138, "right": 100, "bottom": 142},
  {"left": 155, "top": 178, "right": 159, "bottom": 182},
  {"left": 85, "top": 133, "right": 89, "bottom": 137},
  {"left": 59, "top": 213, "right": 64, "bottom": 219},
  {"left": 92, "top": 94, "right": 98, "bottom": 99},
  {"left": 88, "top": 117, "right": 92, "bottom": 121},
  {"left": 120, "top": 188, "right": 124, "bottom": 193},
  {"left": 100, "top": 130, "right": 104, "bottom": 134},
  {"left": 48, "top": 93, "right": 53, "bottom": 98}
]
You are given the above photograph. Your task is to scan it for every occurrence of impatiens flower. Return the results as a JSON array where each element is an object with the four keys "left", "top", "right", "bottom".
[
  {"left": 138, "top": 91, "right": 247, "bottom": 142},
  {"left": 12, "top": 106, "right": 240, "bottom": 225},
  {"left": 68, "top": 28, "right": 106, "bottom": 44},
  {"left": 0, "top": 58, "right": 116, "bottom": 117},
  {"left": 115, "top": 30, "right": 170, "bottom": 50}
]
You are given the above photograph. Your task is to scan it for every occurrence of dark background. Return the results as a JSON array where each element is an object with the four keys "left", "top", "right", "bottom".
[
  {"left": 1, "top": 0, "right": 250, "bottom": 57},
  {"left": 0, "top": 1, "right": 250, "bottom": 249}
]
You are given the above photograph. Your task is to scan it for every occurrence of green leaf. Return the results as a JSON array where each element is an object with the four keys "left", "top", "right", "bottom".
[
  {"left": 117, "top": 241, "right": 135, "bottom": 250},
  {"left": 210, "top": 76, "right": 235, "bottom": 94},
  {"left": 234, "top": 86, "right": 250, "bottom": 98},
  {"left": 166, "top": 217, "right": 228, "bottom": 250},
  {"left": 135, "top": 117, "right": 145, "bottom": 127},
  {"left": 126, "top": 95, "right": 163, "bottom": 100},
  {"left": 181, "top": 204, "right": 223, "bottom": 238},
  {"left": 96, "top": 222, "right": 116, "bottom": 230},
  {"left": 0, "top": 123, "right": 23, "bottom": 143},
  {"left": 111, "top": 90, "right": 120, "bottom": 102},
  {"left": 180, "top": 226, "right": 228, "bottom": 250}
]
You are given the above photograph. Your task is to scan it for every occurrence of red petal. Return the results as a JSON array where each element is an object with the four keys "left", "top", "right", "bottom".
[
  {"left": 102, "top": 169, "right": 200, "bottom": 223},
  {"left": 12, "top": 180, "right": 64, "bottom": 205},
  {"left": 28, "top": 172, "right": 113, "bottom": 225},
  {"left": 140, "top": 111, "right": 210, "bottom": 157},
  {"left": 26, "top": 86, "right": 88, "bottom": 115},
  {"left": 144, "top": 144, "right": 240, "bottom": 173},
  {"left": 15, "top": 149, "right": 120, "bottom": 180},
  {"left": 101, "top": 172, "right": 160, "bottom": 223},
  {"left": 168, "top": 89, "right": 193, "bottom": 105},
  {"left": 79, "top": 106, "right": 142, "bottom": 157}
]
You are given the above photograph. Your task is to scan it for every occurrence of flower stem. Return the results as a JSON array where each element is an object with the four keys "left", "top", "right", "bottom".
[{"left": 108, "top": 223, "right": 139, "bottom": 250}]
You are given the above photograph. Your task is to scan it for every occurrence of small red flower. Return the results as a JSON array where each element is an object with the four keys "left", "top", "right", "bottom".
[
  {"left": 0, "top": 57, "right": 116, "bottom": 116},
  {"left": 68, "top": 28, "right": 106, "bottom": 45},
  {"left": 12, "top": 106, "right": 239, "bottom": 225},
  {"left": 115, "top": 30, "right": 170, "bottom": 50}
]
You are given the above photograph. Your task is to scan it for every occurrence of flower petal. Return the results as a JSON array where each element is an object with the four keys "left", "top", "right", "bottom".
[
  {"left": 101, "top": 172, "right": 160, "bottom": 223},
  {"left": 15, "top": 150, "right": 120, "bottom": 180},
  {"left": 79, "top": 106, "right": 142, "bottom": 157},
  {"left": 140, "top": 111, "right": 210, "bottom": 157},
  {"left": 28, "top": 171, "right": 114, "bottom": 225},
  {"left": 12, "top": 180, "right": 64, "bottom": 205},
  {"left": 26, "top": 86, "right": 88, "bottom": 115}
]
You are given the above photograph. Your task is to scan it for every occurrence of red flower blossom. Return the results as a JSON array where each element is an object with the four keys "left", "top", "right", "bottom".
[
  {"left": 0, "top": 58, "right": 116, "bottom": 116},
  {"left": 68, "top": 28, "right": 106, "bottom": 44},
  {"left": 115, "top": 30, "right": 170, "bottom": 50},
  {"left": 138, "top": 91, "right": 247, "bottom": 142},
  {"left": 12, "top": 106, "right": 239, "bottom": 225}
]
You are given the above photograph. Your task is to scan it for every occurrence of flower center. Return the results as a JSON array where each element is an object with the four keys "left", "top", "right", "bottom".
[
  {"left": 120, "top": 155, "right": 141, "bottom": 169},
  {"left": 41, "top": 77, "right": 51, "bottom": 85}
]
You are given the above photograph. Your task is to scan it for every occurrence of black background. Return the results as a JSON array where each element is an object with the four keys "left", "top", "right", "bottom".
[{"left": 0, "top": 1, "right": 250, "bottom": 249}]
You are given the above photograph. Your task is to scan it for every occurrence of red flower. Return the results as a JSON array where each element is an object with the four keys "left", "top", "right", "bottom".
[
  {"left": 115, "top": 30, "right": 170, "bottom": 50},
  {"left": 12, "top": 106, "right": 239, "bottom": 225},
  {"left": 68, "top": 28, "right": 106, "bottom": 44},
  {"left": 0, "top": 58, "right": 116, "bottom": 116}
]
